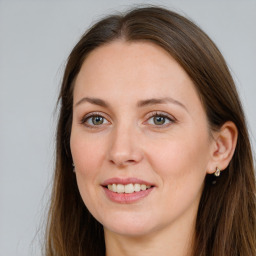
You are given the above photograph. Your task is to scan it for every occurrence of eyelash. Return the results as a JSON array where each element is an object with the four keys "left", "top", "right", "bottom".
[
  {"left": 80, "top": 112, "right": 110, "bottom": 128},
  {"left": 80, "top": 111, "right": 175, "bottom": 128},
  {"left": 145, "top": 111, "right": 175, "bottom": 127}
]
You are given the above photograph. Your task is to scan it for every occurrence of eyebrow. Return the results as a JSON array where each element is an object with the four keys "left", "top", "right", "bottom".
[
  {"left": 74, "top": 96, "right": 187, "bottom": 112},
  {"left": 75, "top": 97, "right": 109, "bottom": 108},
  {"left": 137, "top": 97, "right": 187, "bottom": 111}
]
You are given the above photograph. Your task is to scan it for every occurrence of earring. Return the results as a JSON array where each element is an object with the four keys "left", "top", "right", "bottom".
[
  {"left": 214, "top": 167, "right": 221, "bottom": 177},
  {"left": 72, "top": 163, "right": 75, "bottom": 173}
]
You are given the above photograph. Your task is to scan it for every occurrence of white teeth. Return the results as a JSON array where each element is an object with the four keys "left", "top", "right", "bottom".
[
  {"left": 134, "top": 183, "right": 140, "bottom": 192},
  {"left": 116, "top": 184, "right": 125, "bottom": 193},
  {"left": 107, "top": 183, "right": 152, "bottom": 193},
  {"left": 141, "top": 184, "right": 146, "bottom": 191},
  {"left": 124, "top": 184, "right": 134, "bottom": 194},
  {"left": 112, "top": 184, "right": 117, "bottom": 192}
]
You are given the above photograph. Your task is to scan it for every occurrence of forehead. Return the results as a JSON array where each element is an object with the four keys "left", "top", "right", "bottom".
[{"left": 74, "top": 40, "right": 201, "bottom": 109}]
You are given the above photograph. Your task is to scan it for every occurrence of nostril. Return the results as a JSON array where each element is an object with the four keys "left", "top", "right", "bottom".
[{"left": 109, "top": 159, "right": 136, "bottom": 166}]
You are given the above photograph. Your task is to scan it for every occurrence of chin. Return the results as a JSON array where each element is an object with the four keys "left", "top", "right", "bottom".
[
  {"left": 101, "top": 212, "right": 156, "bottom": 237},
  {"left": 106, "top": 224, "right": 153, "bottom": 237}
]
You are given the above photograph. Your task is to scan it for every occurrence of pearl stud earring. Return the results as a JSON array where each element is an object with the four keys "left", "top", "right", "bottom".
[{"left": 214, "top": 167, "right": 221, "bottom": 177}]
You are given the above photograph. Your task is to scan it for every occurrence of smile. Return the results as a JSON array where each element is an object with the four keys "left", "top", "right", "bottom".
[
  {"left": 107, "top": 183, "right": 152, "bottom": 194},
  {"left": 102, "top": 178, "right": 155, "bottom": 203}
]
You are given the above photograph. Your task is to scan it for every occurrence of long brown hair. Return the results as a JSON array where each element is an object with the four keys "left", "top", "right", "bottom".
[{"left": 45, "top": 6, "right": 256, "bottom": 256}]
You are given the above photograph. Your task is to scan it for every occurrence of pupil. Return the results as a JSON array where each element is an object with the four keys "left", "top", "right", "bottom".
[
  {"left": 93, "top": 116, "right": 103, "bottom": 125},
  {"left": 154, "top": 116, "right": 165, "bottom": 125}
]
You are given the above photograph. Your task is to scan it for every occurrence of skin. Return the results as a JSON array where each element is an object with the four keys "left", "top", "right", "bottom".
[{"left": 70, "top": 40, "right": 237, "bottom": 256}]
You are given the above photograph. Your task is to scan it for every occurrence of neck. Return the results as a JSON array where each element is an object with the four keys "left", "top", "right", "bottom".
[{"left": 104, "top": 217, "right": 195, "bottom": 256}]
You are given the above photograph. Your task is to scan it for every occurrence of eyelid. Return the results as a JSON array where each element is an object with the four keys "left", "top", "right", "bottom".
[
  {"left": 144, "top": 111, "right": 176, "bottom": 126},
  {"left": 79, "top": 111, "right": 176, "bottom": 128},
  {"left": 80, "top": 111, "right": 111, "bottom": 127},
  {"left": 145, "top": 111, "right": 176, "bottom": 120}
]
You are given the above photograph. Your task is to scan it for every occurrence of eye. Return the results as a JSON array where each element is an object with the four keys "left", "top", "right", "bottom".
[
  {"left": 146, "top": 112, "right": 175, "bottom": 127},
  {"left": 88, "top": 116, "right": 105, "bottom": 125},
  {"left": 81, "top": 113, "right": 110, "bottom": 127}
]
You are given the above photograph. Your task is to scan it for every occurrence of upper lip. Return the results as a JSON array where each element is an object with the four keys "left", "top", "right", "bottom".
[{"left": 101, "top": 177, "right": 155, "bottom": 187}]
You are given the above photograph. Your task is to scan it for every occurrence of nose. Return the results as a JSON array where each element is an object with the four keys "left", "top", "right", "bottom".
[{"left": 107, "top": 124, "right": 143, "bottom": 167}]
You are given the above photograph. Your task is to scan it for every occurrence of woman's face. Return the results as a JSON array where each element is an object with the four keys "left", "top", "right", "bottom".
[{"left": 70, "top": 41, "right": 215, "bottom": 237}]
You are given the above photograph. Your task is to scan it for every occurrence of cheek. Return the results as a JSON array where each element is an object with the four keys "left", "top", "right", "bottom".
[
  {"left": 147, "top": 136, "right": 209, "bottom": 219},
  {"left": 70, "top": 132, "right": 107, "bottom": 213},
  {"left": 70, "top": 131, "right": 106, "bottom": 174},
  {"left": 70, "top": 131, "right": 107, "bottom": 204},
  {"left": 147, "top": 130, "right": 210, "bottom": 185}
]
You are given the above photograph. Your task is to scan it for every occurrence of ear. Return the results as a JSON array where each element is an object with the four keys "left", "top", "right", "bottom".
[{"left": 207, "top": 121, "right": 238, "bottom": 174}]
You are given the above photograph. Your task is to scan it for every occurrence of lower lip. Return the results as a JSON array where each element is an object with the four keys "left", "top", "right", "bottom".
[{"left": 103, "top": 187, "right": 154, "bottom": 204}]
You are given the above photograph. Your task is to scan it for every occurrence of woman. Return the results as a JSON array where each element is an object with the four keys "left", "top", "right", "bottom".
[{"left": 45, "top": 6, "right": 256, "bottom": 256}]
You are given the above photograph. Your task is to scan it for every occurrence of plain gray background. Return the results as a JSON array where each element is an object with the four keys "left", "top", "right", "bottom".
[{"left": 0, "top": 1, "right": 255, "bottom": 255}]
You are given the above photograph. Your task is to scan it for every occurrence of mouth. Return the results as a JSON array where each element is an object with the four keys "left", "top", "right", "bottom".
[
  {"left": 101, "top": 178, "right": 155, "bottom": 203},
  {"left": 105, "top": 183, "right": 153, "bottom": 194}
]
